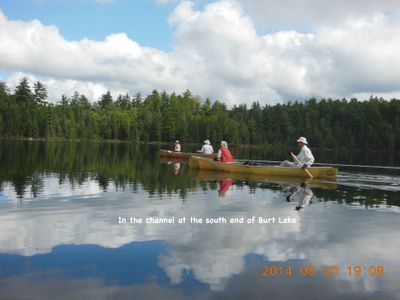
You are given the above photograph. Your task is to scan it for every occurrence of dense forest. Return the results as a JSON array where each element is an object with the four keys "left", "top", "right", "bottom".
[{"left": 0, "top": 77, "right": 399, "bottom": 151}]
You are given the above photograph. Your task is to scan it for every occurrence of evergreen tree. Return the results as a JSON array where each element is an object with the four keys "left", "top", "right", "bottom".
[
  {"left": 98, "top": 91, "right": 113, "bottom": 109},
  {"left": 0, "top": 77, "right": 399, "bottom": 153},
  {"left": 15, "top": 77, "right": 34, "bottom": 103},
  {"left": 33, "top": 81, "right": 48, "bottom": 104}
]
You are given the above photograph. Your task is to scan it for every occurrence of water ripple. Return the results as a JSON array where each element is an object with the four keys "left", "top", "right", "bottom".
[{"left": 337, "top": 171, "right": 400, "bottom": 192}]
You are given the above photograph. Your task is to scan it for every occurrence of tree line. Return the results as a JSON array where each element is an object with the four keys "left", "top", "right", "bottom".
[{"left": 0, "top": 77, "right": 399, "bottom": 151}]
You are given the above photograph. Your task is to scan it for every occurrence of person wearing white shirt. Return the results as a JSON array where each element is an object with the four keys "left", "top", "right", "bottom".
[
  {"left": 280, "top": 137, "right": 315, "bottom": 168},
  {"left": 174, "top": 140, "right": 181, "bottom": 152},
  {"left": 197, "top": 139, "right": 214, "bottom": 154}
]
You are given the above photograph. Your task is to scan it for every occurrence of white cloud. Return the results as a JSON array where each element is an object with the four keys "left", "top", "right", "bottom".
[
  {"left": 235, "top": 0, "right": 400, "bottom": 30},
  {"left": 168, "top": 1, "right": 400, "bottom": 103},
  {"left": 6, "top": 72, "right": 116, "bottom": 102},
  {"left": 1, "top": 1, "right": 400, "bottom": 105}
]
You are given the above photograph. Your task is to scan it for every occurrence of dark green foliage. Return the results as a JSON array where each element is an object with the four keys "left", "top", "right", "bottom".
[
  {"left": 0, "top": 78, "right": 399, "bottom": 152},
  {"left": 33, "top": 81, "right": 48, "bottom": 104}
]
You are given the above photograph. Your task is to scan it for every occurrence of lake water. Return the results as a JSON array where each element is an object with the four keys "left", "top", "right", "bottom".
[{"left": 0, "top": 141, "right": 399, "bottom": 299}]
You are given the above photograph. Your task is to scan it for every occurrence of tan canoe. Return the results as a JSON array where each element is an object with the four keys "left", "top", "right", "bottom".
[
  {"left": 160, "top": 150, "right": 216, "bottom": 159},
  {"left": 189, "top": 156, "right": 337, "bottom": 180}
]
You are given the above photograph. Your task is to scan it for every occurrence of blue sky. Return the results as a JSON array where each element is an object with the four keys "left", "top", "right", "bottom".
[
  {"left": 0, "top": 0, "right": 176, "bottom": 50},
  {"left": 0, "top": 0, "right": 399, "bottom": 104}
]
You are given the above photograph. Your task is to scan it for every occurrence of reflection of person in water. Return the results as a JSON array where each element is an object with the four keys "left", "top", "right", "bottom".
[
  {"left": 285, "top": 182, "right": 314, "bottom": 211},
  {"left": 218, "top": 178, "right": 233, "bottom": 197},
  {"left": 173, "top": 162, "right": 181, "bottom": 175}
]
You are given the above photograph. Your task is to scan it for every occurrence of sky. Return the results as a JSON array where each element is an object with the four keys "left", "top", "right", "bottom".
[{"left": 0, "top": 0, "right": 400, "bottom": 105}]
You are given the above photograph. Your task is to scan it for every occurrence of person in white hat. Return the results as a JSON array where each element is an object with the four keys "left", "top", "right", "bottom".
[
  {"left": 197, "top": 139, "right": 214, "bottom": 154},
  {"left": 174, "top": 140, "right": 181, "bottom": 152},
  {"left": 280, "top": 137, "right": 315, "bottom": 168}
]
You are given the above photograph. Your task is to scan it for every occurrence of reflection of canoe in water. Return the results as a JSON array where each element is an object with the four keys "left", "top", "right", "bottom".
[
  {"left": 190, "top": 169, "right": 337, "bottom": 189},
  {"left": 160, "top": 150, "right": 216, "bottom": 159},
  {"left": 160, "top": 156, "right": 189, "bottom": 164},
  {"left": 189, "top": 156, "right": 337, "bottom": 180}
]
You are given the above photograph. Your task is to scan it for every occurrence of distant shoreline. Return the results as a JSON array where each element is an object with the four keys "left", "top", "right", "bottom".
[{"left": 1, "top": 137, "right": 399, "bottom": 154}]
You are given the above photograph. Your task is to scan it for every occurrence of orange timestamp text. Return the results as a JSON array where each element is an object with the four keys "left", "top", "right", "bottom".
[{"left": 260, "top": 265, "right": 384, "bottom": 278}]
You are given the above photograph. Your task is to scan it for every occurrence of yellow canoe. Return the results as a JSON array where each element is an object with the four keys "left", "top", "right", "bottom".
[
  {"left": 160, "top": 150, "right": 216, "bottom": 159},
  {"left": 189, "top": 156, "right": 337, "bottom": 180}
]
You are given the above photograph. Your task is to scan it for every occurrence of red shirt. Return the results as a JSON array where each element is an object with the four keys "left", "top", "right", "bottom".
[{"left": 219, "top": 147, "right": 235, "bottom": 162}]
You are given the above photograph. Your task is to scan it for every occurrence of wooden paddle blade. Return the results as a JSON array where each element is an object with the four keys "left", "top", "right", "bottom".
[{"left": 291, "top": 152, "right": 313, "bottom": 178}]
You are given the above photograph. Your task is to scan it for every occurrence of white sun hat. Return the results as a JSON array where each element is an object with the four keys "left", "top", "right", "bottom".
[
  {"left": 296, "top": 137, "right": 308, "bottom": 144},
  {"left": 204, "top": 139, "right": 210, "bottom": 145}
]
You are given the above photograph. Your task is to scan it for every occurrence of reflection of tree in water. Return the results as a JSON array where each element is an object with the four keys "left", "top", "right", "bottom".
[
  {"left": 0, "top": 140, "right": 398, "bottom": 207},
  {"left": 11, "top": 175, "right": 28, "bottom": 199},
  {"left": 96, "top": 173, "right": 109, "bottom": 191},
  {"left": 0, "top": 141, "right": 197, "bottom": 200},
  {"left": 30, "top": 173, "right": 44, "bottom": 198}
]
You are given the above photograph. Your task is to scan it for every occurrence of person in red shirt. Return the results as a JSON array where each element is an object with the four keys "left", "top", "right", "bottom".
[{"left": 217, "top": 141, "right": 235, "bottom": 163}]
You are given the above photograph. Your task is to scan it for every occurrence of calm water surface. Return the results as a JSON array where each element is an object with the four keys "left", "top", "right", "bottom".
[{"left": 0, "top": 141, "right": 399, "bottom": 299}]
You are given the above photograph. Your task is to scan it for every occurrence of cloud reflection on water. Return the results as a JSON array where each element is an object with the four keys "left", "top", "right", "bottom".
[{"left": 0, "top": 177, "right": 399, "bottom": 297}]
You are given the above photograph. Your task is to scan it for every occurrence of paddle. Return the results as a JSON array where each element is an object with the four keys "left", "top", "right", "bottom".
[{"left": 291, "top": 152, "right": 313, "bottom": 179}]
